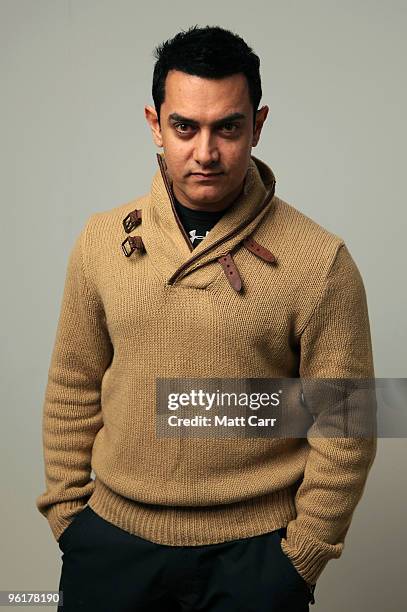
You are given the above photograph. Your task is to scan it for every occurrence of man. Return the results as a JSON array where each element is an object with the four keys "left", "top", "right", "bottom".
[{"left": 36, "top": 25, "right": 376, "bottom": 611}]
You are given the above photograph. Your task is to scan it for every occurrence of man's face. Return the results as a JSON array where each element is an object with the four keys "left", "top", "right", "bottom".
[{"left": 145, "top": 70, "right": 268, "bottom": 211}]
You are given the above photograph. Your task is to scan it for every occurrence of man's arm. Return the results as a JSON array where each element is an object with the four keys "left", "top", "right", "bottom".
[
  {"left": 35, "top": 216, "right": 113, "bottom": 542},
  {"left": 280, "top": 243, "right": 377, "bottom": 585}
]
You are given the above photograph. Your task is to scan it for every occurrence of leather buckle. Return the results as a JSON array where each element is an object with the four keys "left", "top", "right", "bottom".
[
  {"left": 123, "top": 209, "right": 142, "bottom": 233},
  {"left": 121, "top": 235, "right": 145, "bottom": 257},
  {"left": 243, "top": 237, "right": 276, "bottom": 263},
  {"left": 218, "top": 253, "right": 242, "bottom": 292}
]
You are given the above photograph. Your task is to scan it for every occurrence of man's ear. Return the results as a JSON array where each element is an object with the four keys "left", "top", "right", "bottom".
[
  {"left": 252, "top": 105, "right": 269, "bottom": 147},
  {"left": 145, "top": 105, "right": 163, "bottom": 147}
]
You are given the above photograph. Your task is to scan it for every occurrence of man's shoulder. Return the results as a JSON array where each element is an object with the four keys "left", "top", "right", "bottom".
[
  {"left": 76, "top": 194, "right": 149, "bottom": 261},
  {"left": 88, "top": 193, "right": 150, "bottom": 226},
  {"left": 257, "top": 195, "right": 345, "bottom": 266},
  {"left": 272, "top": 196, "right": 343, "bottom": 243}
]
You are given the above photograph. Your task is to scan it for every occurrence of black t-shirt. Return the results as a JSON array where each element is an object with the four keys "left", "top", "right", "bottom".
[{"left": 173, "top": 196, "right": 229, "bottom": 249}]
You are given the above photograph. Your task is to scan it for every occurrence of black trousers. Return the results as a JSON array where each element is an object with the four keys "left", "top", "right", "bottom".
[{"left": 57, "top": 505, "right": 316, "bottom": 611}]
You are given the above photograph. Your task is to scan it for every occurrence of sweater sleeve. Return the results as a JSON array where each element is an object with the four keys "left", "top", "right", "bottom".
[
  {"left": 279, "top": 242, "right": 377, "bottom": 585},
  {"left": 35, "top": 217, "right": 113, "bottom": 542}
]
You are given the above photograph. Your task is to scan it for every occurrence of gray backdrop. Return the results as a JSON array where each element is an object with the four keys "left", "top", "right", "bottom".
[{"left": 1, "top": 1, "right": 406, "bottom": 610}]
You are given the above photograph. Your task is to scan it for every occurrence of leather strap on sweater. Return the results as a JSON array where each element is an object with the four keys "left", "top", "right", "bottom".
[
  {"left": 123, "top": 209, "right": 142, "bottom": 233},
  {"left": 121, "top": 235, "right": 145, "bottom": 257},
  {"left": 217, "top": 253, "right": 242, "bottom": 292},
  {"left": 243, "top": 237, "right": 276, "bottom": 263}
]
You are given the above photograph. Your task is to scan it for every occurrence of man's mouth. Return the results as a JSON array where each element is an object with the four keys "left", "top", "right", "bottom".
[{"left": 190, "top": 172, "right": 223, "bottom": 178}]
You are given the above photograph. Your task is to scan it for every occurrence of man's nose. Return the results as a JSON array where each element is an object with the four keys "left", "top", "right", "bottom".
[{"left": 193, "top": 131, "right": 220, "bottom": 167}]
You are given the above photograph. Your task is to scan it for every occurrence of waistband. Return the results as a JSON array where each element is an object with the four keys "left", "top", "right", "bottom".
[{"left": 88, "top": 477, "right": 297, "bottom": 547}]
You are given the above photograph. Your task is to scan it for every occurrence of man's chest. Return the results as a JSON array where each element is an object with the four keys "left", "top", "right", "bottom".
[{"left": 97, "top": 246, "right": 300, "bottom": 362}]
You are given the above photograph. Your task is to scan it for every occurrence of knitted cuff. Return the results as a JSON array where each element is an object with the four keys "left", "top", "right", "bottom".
[
  {"left": 280, "top": 531, "right": 343, "bottom": 585},
  {"left": 45, "top": 499, "right": 90, "bottom": 542}
]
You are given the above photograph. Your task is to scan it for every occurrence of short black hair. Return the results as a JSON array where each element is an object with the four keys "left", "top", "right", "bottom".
[{"left": 152, "top": 25, "right": 262, "bottom": 128}]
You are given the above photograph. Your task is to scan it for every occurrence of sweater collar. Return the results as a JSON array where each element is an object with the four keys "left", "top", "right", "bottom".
[{"left": 139, "top": 151, "right": 276, "bottom": 287}]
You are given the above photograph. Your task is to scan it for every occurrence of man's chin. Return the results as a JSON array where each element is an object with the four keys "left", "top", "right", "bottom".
[{"left": 184, "top": 186, "right": 224, "bottom": 203}]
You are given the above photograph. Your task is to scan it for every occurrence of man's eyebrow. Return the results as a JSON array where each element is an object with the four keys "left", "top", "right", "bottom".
[{"left": 168, "top": 112, "right": 246, "bottom": 126}]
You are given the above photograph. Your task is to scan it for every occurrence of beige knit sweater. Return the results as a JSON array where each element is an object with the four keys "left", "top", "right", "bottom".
[{"left": 36, "top": 152, "right": 376, "bottom": 586}]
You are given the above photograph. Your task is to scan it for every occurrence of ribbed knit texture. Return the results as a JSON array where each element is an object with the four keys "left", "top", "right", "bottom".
[{"left": 36, "top": 153, "right": 376, "bottom": 586}]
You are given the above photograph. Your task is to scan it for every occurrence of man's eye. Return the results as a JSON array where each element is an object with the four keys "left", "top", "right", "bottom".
[
  {"left": 174, "top": 123, "right": 192, "bottom": 133},
  {"left": 222, "top": 123, "right": 238, "bottom": 132},
  {"left": 173, "top": 122, "right": 239, "bottom": 134}
]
